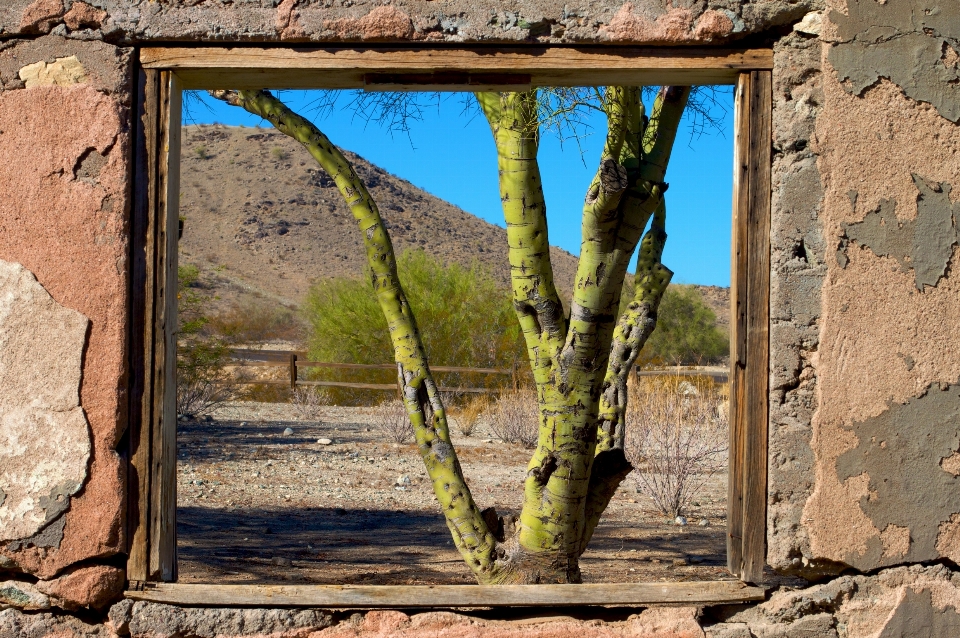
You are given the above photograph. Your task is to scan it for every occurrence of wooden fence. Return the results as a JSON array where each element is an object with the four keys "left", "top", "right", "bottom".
[
  {"left": 229, "top": 349, "right": 518, "bottom": 394},
  {"left": 228, "top": 349, "right": 728, "bottom": 394}
]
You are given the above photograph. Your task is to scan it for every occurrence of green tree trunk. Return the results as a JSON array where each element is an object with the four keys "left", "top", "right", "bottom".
[
  {"left": 214, "top": 85, "right": 689, "bottom": 584},
  {"left": 477, "top": 87, "right": 689, "bottom": 581}
]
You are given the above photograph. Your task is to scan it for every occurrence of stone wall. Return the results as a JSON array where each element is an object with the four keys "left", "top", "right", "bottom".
[
  {"left": 0, "top": 34, "right": 132, "bottom": 611},
  {"left": 0, "top": 0, "right": 814, "bottom": 45},
  {"left": 2, "top": 0, "right": 960, "bottom": 636}
]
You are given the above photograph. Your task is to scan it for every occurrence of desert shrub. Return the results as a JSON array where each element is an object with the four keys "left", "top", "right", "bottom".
[
  {"left": 271, "top": 146, "right": 287, "bottom": 160},
  {"left": 176, "top": 265, "right": 237, "bottom": 416},
  {"left": 643, "top": 285, "right": 728, "bottom": 365},
  {"left": 291, "top": 386, "right": 329, "bottom": 421},
  {"left": 240, "top": 383, "right": 291, "bottom": 404},
  {"left": 207, "top": 297, "right": 302, "bottom": 344},
  {"left": 488, "top": 388, "right": 539, "bottom": 448},
  {"left": 450, "top": 394, "right": 490, "bottom": 437},
  {"left": 618, "top": 282, "right": 728, "bottom": 366},
  {"left": 371, "top": 399, "right": 413, "bottom": 444},
  {"left": 624, "top": 376, "right": 728, "bottom": 518},
  {"left": 301, "top": 249, "right": 526, "bottom": 405},
  {"left": 194, "top": 145, "right": 209, "bottom": 160}
]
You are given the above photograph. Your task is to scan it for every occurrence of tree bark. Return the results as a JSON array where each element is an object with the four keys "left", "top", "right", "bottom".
[
  {"left": 478, "top": 86, "right": 690, "bottom": 582},
  {"left": 209, "top": 89, "right": 517, "bottom": 583},
  {"left": 214, "top": 85, "right": 690, "bottom": 585}
]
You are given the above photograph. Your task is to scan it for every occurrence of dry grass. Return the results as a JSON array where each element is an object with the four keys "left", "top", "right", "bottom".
[
  {"left": 291, "top": 386, "right": 329, "bottom": 421},
  {"left": 487, "top": 388, "right": 539, "bottom": 448},
  {"left": 370, "top": 399, "right": 414, "bottom": 444},
  {"left": 624, "top": 375, "right": 728, "bottom": 519},
  {"left": 176, "top": 375, "right": 239, "bottom": 417},
  {"left": 450, "top": 394, "right": 490, "bottom": 437}
]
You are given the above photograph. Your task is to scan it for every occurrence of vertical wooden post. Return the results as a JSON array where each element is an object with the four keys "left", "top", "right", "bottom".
[
  {"left": 727, "top": 70, "right": 771, "bottom": 585},
  {"left": 741, "top": 69, "right": 772, "bottom": 585},
  {"left": 127, "top": 67, "right": 161, "bottom": 583},
  {"left": 727, "top": 71, "right": 749, "bottom": 581},
  {"left": 147, "top": 70, "right": 182, "bottom": 583},
  {"left": 289, "top": 352, "right": 298, "bottom": 389}
]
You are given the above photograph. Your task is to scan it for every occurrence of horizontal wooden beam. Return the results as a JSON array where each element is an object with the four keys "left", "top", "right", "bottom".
[
  {"left": 126, "top": 581, "right": 765, "bottom": 608},
  {"left": 296, "top": 361, "right": 512, "bottom": 375},
  {"left": 233, "top": 379, "right": 499, "bottom": 393},
  {"left": 140, "top": 46, "right": 772, "bottom": 89}
]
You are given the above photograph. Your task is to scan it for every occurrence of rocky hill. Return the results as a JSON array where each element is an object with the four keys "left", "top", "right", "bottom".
[{"left": 178, "top": 124, "right": 728, "bottom": 331}]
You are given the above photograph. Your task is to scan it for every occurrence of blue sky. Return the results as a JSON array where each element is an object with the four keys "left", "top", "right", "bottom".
[{"left": 185, "top": 88, "right": 733, "bottom": 287}]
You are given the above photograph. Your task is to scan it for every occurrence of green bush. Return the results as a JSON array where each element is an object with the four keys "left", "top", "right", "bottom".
[
  {"left": 176, "top": 265, "right": 236, "bottom": 416},
  {"left": 301, "top": 249, "right": 527, "bottom": 405},
  {"left": 638, "top": 284, "right": 728, "bottom": 366}
]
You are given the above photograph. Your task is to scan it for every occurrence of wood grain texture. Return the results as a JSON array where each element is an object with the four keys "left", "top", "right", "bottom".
[
  {"left": 148, "top": 71, "right": 182, "bottom": 583},
  {"left": 126, "top": 581, "right": 765, "bottom": 607},
  {"left": 127, "top": 68, "right": 161, "bottom": 583},
  {"left": 727, "top": 72, "right": 749, "bottom": 578},
  {"left": 139, "top": 46, "right": 772, "bottom": 89},
  {"left": 741, "top": 70, "right": 771, "bottom": 585}
]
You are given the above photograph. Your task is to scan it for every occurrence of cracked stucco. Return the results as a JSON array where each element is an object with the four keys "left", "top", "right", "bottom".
[
  {"left": 0, "top": 259, "right": 91, "bottom": 542},
  {"left": 835, "top": 384, "right": 960, "bottom": 568},
  {"left": 827, "top": 0, "right": 960, "bottom": 123},
  {"left": 841, "top": 175, "right": 960, "bottom": 289}
]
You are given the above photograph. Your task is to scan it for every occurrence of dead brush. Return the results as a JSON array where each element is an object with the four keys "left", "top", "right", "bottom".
[
  {"left": 488, "top": 388, "right": 539, "bottom": 448},
  {"left": 291, "top": 386, "right": 328, "bottom": 421},
  {"left": 450, "top": 394, "right": 490, "bottom": 437},
  {"left": 624, "top": 375, "right": 728, "bottom": 519},
  {"left": 371, "top": 399, "right": 414, "bottom": 444}
]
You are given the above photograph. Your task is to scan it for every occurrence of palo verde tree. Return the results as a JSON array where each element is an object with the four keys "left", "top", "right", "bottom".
[{"left": 211, "top": 84, "right": 691, "bottom": 584}]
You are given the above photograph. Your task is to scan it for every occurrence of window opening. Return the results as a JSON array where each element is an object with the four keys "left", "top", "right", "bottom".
[
  {"left": 132, "top": 48, "right": 769, "bottom": 600},
  {"left": 173, "top": 86, "right": 734, "bottom": 587}
]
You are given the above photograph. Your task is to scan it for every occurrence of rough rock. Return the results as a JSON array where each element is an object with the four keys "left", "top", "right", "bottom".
[
  {"left": 127, "top": 601, "right": 335, "bottom": 637},
  {"left": 0, "top": 580, "right": 50, "bottom": 610},
  {"left": 766, "top": 30, "right": 824, "bottom": 578},
  {"left": 17, "top": 54, "right": 87, "bottom": 87},
  {"left": 35, "top": 564, "right": 125, "bottom": 610},
  {"left": 712, "top": 565, "right": 960, "bottom": 638},
  {"left": 0, "top": 0, "right": 821, "bottom": 45},
  {"left": 0, "top": 38, "right": 131, "bottom": 579},
  {"left": 0, "top": 259, "right": 90, "bottom": 542}
]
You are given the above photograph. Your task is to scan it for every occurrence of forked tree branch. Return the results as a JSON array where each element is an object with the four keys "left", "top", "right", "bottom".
[
  {"left": 582, "top": 201, "right": 672, "bottom": 551},
  {"left": 579, "top": 86, "right": 690, "bottom": 549}
]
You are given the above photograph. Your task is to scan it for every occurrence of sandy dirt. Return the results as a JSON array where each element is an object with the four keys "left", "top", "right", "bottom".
[{"left": 176, "top": 401, "right": 735, "bottom": 585}]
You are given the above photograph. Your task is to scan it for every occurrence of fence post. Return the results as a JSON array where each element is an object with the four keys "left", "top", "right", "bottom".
[{"left": 289, "top": 353, "right": 297, "bottom": 390}]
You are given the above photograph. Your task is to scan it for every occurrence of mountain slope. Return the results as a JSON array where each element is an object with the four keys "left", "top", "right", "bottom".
[{"left": 178, "top": 124, "right": 728, "bottom": 329}]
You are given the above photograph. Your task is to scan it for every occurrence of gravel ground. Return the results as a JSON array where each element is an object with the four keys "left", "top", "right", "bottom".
[{"left": 176, "top": 401, "right": 733, "bottom": 585}]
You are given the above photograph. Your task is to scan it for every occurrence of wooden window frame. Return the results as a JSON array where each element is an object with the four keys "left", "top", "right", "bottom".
[{"left": 125, "top": 46, "right": 771, "bottom": 607}]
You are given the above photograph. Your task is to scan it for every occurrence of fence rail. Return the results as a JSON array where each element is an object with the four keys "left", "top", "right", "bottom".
[
  {"left": 227, "top": 349, "right": 728, "bottom": 394},
  {"left": 228, "top": 349, "right": 517, "bottom": 394}
]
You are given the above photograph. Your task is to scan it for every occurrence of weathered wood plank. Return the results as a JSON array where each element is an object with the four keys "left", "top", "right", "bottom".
[
  {"left": 726, "top": 71, "right": 750, "bottom": 579},
  {"left": 148, "top": 71, "right": 182, "bottom": 583},
  {"left": 140, "top": 46, "right": 773, "bottom": 71},
  {"left": 139, "top": 46, "right": 772, "bottom": 89},
  {"left": 296, "top": 380, "right": 497, "bottom": 394},
  {"left": 127, "top": 67, "right": 161, "bottom": 583},
  {"left": 741, "top": 69, "right": 771, "bottom": 585},
  {"left": 126, "top": 581, "right": 765, "bottom": 607}
]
